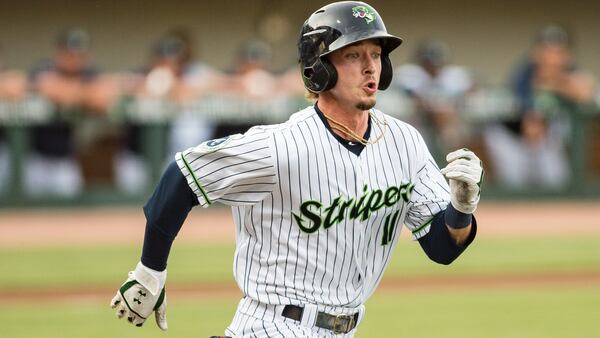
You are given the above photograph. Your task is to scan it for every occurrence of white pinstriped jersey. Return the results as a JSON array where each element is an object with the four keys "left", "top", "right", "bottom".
[{"left": 175, "top": 105, "right": 450, "bottom": 310}]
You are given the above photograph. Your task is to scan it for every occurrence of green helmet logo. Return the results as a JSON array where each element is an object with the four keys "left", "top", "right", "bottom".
[{"left": 352, "top": 5, "right": 376, "bottom": 24}]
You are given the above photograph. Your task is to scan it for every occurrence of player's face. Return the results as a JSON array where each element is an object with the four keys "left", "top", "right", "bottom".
[{"left": 326, "top": 40, "right": 382, "bottom": 111}]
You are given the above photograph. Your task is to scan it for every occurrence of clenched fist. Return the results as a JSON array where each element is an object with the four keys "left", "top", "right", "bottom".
[
  {"left": 110, "top": 262, "right": 168, "bottom": 331},
  {"left": 440, "top": 148, "right": 483, "bottom": 214}
]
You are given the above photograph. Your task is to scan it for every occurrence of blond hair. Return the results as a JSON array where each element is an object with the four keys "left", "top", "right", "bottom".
[{"left": 304, "top": 89, "right": 318, "bottom": 102}]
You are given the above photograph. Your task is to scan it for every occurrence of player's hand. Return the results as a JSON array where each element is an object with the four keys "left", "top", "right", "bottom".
[
  {"left": 110, "top": 262, "right": 168, "bottom": 331},
  {"left": 440, "top": 148, "right": 483, "bottom": 214}
]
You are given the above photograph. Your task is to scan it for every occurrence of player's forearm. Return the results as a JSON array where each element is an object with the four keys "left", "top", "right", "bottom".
[
  {"left": 141, "top": 224, "right": 176, "bottom": 271},
  {"left": 141, "top": 161, "right": 199, "bottom": 271},
  {"left": 447, "top": 224, "right": 472, "bottom": 245},
  {"left": 418, "top": 206, "right": 477, "bottom": 265},
  {"left": 444, "top": 203, "right": 473, "bottom": 245}
]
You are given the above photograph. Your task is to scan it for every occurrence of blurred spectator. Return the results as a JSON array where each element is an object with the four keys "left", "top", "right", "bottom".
[
  {"left": 484, "top": 25, "right": 597, "bottom": 189},
  {"left": 25, "top": 28, "right": 111, "bottom": 197},
  {"left": 394, "top": 39, "right": 475, "bottom": 161},
  {"left": 115, "top": 29, "right": 224, "bottom": 194},
  {"left": 0, "top": 59, "right": 27, "bottom": 102},
  {"left": 0, "top": 143, "right": 6, "bottom": 194},
  {"left": 230, "top": 39, "right": 277, "bottom": 98},
  {"left": 0, "top": 48, "right": 27, "bottom": 194},
  {"left": 213, "top": 39, "right": 278, "bottom": 137},
  {"left": 163, "top": 28, "right": 226, "bottom": 156},
  {"left": 211, "top": 38, "right": 306, "bottom": 138}
]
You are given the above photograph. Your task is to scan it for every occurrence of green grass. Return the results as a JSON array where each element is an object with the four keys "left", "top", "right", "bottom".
[
  {"left": 1, "top": 287, "right": 599, "bottom": 338},
  {"left": 386, "top": 236, "right": 600, "bottom": 278},
  {"left": 0, "top": 243, "right": 236, "bottom": 289},
  {"left": 2, "top": 236, "right": 600, "bottom": 337},
  {"left": 362, "top": 287, "right": 600, "bottom": 338},
  {"left": 0, "top": 296, "right": 239, "bottom": 338},
  {"left": 2, "top": 237, "right": 599, "bottom": 290}
]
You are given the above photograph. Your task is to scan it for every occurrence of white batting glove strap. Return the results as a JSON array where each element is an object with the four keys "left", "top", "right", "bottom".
[
  {"left": 110, "top": 265, "right": 168, "bottom": 331},
  {"left": 440, "top": 149, "right": 483, "bottom": 214},
  {"left": 133, "top": 261, "right": 166, "bottom": 296}
]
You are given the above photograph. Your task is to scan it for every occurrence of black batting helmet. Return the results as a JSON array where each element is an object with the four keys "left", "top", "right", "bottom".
[{"left": 298, "top": 1, "right": 403, "bottom": 94}]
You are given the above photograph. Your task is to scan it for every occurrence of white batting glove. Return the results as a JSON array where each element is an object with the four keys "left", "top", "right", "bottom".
[
  {"left": 440, "top": 148, "right": 484, "bottom": 214},
  {"left": 110, "top": 262, "right": 168, "bottom": 331}
]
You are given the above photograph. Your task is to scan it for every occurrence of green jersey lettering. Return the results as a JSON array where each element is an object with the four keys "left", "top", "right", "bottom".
[
  {"left": 292, "top": 200, "right": 322, "bottom": 233},
  {"left": 292, "top": 181, "right": 413, "bottom": 233}
]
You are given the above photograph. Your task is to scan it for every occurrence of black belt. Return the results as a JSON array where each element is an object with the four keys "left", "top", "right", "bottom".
[{"left": 282, "top": 304, "right": 359, "bottom": 334}]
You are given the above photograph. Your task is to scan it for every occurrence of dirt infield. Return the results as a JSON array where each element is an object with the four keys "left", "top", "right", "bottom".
[
  {"left": 1, "top": 200, "right": 599, "bottom": 248},
  {"left": 2, "top": 271, "right": 600, "bottom": 304},
  {"left": 0, "top": 206, "right": 234, "bottom": 248}
]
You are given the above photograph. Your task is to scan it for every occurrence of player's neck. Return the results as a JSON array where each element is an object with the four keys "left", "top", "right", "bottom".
[{"left": 317, "top": 98, "right": 369, "bottom": 140}]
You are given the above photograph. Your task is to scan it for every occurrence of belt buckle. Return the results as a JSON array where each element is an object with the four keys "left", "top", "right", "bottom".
[{"left": 332, "top": 314, "right": 354, "bottom": 334}]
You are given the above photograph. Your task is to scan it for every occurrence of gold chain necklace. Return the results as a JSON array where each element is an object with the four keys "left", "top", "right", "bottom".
[{"left": 323, "top": 110, "right": 388, "bottom": 145}]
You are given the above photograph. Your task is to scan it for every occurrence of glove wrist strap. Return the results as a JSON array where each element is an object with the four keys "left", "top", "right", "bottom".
[
  {"left": 133, "top": 262, "right": 167, "bottom": 296},
  {"left": 445, "top": 203, "right": 473, "bottom": 229}
]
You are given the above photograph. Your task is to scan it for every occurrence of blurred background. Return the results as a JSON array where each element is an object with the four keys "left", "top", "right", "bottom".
[
  {"left": 0, "top": 0, "right": 599, "bottom": 202},
  {"left": 0, "top": 1, "right": 599, "bottom": 337}
]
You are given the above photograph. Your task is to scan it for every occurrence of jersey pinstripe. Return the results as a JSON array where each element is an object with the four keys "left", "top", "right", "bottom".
[{"left": 175, "top": 105, "right": 450, "bottom": 311}]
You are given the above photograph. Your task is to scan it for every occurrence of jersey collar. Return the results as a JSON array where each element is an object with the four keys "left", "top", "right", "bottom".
[{"left": 314, "top": 103, "right": 371, "bottom": 156}]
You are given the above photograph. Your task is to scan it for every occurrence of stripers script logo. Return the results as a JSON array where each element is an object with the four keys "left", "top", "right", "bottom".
[{"left": 292, "top": 183, "right": 414, "bottom": 237}]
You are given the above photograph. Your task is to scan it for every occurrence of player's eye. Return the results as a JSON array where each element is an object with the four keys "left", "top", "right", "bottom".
[
  {"left": 346, "top": 52, "right": 359, "bottom": 59},
  {"left": 371, "top": 52, "right": 381, "bottom": 59}
]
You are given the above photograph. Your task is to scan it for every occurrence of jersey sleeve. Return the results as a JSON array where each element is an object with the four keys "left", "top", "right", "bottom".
[
  {"left": 175, "top": 127, "right": 277, "bottom": 207},
  {"left": 404, "top": 129, "right": 451, "bottom": 240}
]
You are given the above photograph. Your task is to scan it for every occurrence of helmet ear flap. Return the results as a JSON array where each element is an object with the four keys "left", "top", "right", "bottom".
[
  {"left": 320, "top": 58, "right": 337, "bottom": 92},
  {"left": 378, "top": 53, "right": 393, "bottom": 90},
  {"left": 299, "top": 28, "right": 339, "bottom": 93},
  {"left": 304, "top": 57, "right": 337, "bottom": 93}
]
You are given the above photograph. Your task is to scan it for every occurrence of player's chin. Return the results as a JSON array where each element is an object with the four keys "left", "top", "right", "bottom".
[{"left": 355, "top": 97, "right": 377, "bottom": 111}]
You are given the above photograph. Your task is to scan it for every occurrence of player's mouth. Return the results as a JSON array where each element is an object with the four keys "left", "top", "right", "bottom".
[{"left": 363, "top": 81, "right": 377, "bottom": 94}]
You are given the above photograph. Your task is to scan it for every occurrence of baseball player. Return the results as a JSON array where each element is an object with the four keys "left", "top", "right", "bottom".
[{"left": 110, "top": 1, "right": 483, "bottom": 337}]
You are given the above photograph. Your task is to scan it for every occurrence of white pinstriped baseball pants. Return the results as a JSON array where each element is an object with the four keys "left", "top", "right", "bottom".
[{"left": 224, "top": 297, "right": 365, "bottom": 338}]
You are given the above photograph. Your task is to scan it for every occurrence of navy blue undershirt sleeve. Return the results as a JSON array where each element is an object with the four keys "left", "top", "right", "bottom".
[
  {"left": 141, "top": 161, "right": 199, "bottom": 271},
  {"left": 417, "top": 204, "right": 477, "bottom": 265}
]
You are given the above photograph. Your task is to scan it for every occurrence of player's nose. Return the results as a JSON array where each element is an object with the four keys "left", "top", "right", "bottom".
[{"left": 362, "top": 56, "right": 376, "bottom": 75}]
